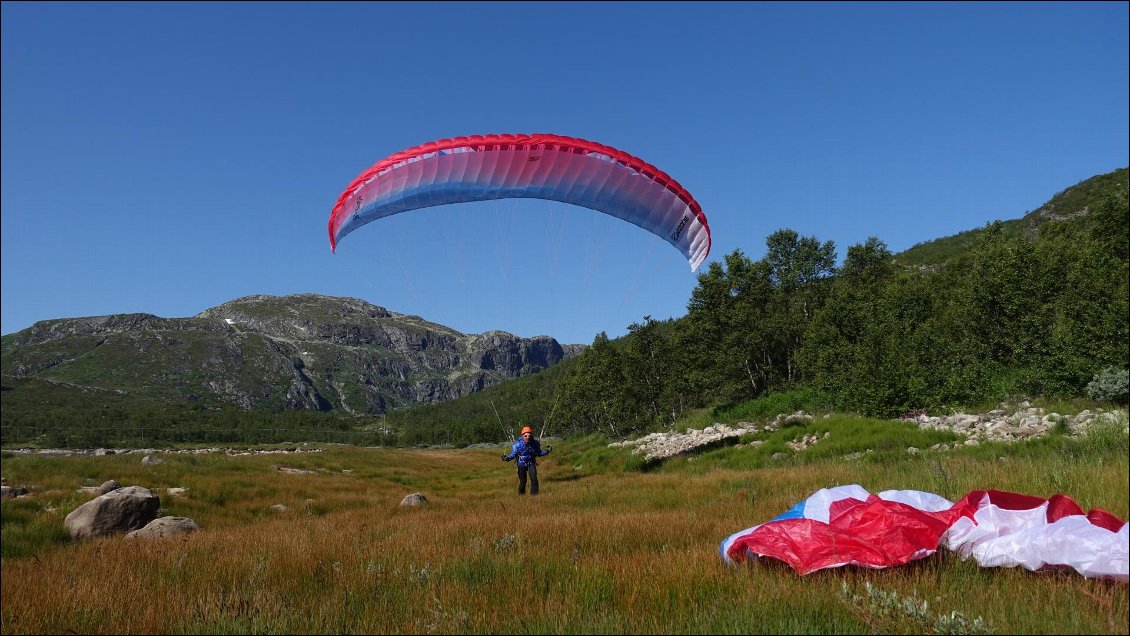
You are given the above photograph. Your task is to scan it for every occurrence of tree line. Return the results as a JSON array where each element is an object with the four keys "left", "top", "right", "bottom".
[
  {"left": 0, "top": 401, "right": 398, "bottom": 448},
  {"left": 550, "top": 191, "right": 1129, "bottom": 439}
]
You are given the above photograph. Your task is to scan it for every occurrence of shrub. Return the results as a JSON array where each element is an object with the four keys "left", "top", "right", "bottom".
[{"left": 1086, "top": 367, "right": 1129, "bottom": 404}]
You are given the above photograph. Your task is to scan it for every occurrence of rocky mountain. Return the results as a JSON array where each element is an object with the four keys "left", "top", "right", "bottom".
[{"left": 0, "top": 294, "right": 586, "bottom": 414}]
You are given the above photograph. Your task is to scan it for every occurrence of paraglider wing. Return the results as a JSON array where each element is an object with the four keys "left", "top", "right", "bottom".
[
  {"left": 720, "top": 484, "right": 1129, "bottom": 581},
  {"left": 327, "top": 134, "right": 711, "bottom": 271}
]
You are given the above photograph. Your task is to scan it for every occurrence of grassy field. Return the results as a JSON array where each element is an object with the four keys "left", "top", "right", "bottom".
[{"left": 1, "top": 416, "right": 1127, "bottom": 634}]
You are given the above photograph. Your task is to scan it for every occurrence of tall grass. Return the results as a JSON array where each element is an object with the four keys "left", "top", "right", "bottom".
[{"left": 1, "top": 422, "right": 1127, "bottom": 634}]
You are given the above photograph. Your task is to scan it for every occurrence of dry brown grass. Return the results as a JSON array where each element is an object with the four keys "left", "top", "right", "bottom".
[{"left": 1, "top": 444, "right": 1126, "bottom": 634}]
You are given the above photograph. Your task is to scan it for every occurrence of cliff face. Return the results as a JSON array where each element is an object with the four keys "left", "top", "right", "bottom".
[{"left": 1, "top": 294, "right": 584, "bottom": 414}]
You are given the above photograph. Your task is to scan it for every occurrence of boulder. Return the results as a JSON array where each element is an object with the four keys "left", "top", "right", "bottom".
[
  {"left": 64, "top": 486, "right": 160, "bottom": 539},
  {"left": 400, "top": 492, "right": 429, "bottom": 506},
  {"left": 1, "top": 486, "right": 29, "bottom": 498},
  {"left": 125, "top": 516, "right": 202, "bottom": 540}
]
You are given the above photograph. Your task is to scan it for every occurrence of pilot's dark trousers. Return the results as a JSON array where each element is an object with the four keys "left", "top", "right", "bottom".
[{"left": 517, "top": 462, "right": 539, "bottom": 495}]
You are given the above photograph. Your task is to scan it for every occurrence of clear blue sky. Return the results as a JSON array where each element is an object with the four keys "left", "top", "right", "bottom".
[{"left": 3, "top": 2, "right": 1127, "bottom": 344}]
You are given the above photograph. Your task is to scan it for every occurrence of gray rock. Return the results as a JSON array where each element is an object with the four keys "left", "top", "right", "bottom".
[
  {"left": 64, "top": 486, "right": 160, "bottom": 539},
  {"left": 125, "top": 516, "right": 202, "bottom": 540},
  {"left": 400, "top": 492, "right": 429, "bottom": 506}
]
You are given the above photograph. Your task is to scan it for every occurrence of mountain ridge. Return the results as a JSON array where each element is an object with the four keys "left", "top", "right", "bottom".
[{"left": 1, "top": 293, "right": 585, "bottom": 415}]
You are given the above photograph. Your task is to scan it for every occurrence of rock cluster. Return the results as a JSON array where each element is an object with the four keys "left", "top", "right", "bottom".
[
  {"left": 62, "top": 485, "right": 201, "bottom": 541},
  {"left": 64, "top": 486, "right": 161, "bottom": 539},
  {"left": 3, "top": 445, "right": 327, "bottom": 458},
  {"left": 906, "top": 402, "right": 1126, "bottom": 445},
  {"left": 610, "top": 404, "right": 1127, "bottom": 463},
  {"left": 609, "top": 411, "right": 814, "bottom": 462}
]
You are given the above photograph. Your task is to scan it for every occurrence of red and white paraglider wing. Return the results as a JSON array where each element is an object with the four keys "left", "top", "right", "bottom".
[
  {"left": 328, "top": 133, "right": 710, "bottom": 271},
  {"left": 721, "top": 484, "right": 1129, "bottom": 582}
]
